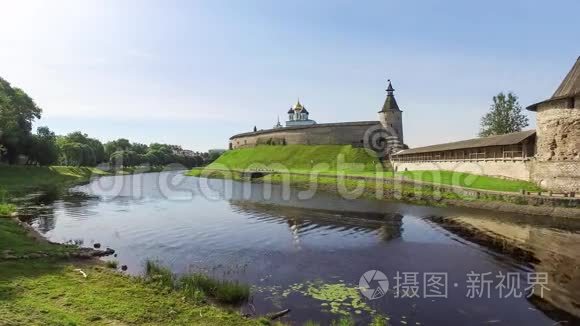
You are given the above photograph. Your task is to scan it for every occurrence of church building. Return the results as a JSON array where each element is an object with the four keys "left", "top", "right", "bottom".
[{"left": 285, "top": 99, "right": 316, "bottom": 127}]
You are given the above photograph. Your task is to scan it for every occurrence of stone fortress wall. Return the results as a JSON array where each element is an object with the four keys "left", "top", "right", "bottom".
[
  {"left": 393, "top": 160, "right": 534, "bottom": 181},
  {"left": 531, "top": 95, "right": 580, "bottom": 191},
  {"left": 229, "top": 121, "right": 381, "bottom": 149}
]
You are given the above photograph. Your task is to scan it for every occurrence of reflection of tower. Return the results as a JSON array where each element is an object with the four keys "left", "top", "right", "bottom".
[
  {"left": 287, "top": 219, "right": 302, "bottom": 250},
  {"left": 527, "top": 228, "right": 580, "bottom": 319},
  {"left": 378, "top": 80, "right": 404, "bottom": 151},
  {"left": 376, "top": 213, "right": 404, "bottom": 242}
]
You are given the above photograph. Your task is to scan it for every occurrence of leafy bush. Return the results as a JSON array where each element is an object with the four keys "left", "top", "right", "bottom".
[{"left": 0, "top": 203, "right": 16, "bottom": 217}]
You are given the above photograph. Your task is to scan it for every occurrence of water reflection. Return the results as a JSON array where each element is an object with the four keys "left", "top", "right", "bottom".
[
  {"left": 428, "top": 213, "right": 580, "bottom": 321},
  {"left": 231, "top": 201, "right": 403, "bottom": 242},
  {"left": 19, "top": 173, "right": 580, "bottom": 324}
]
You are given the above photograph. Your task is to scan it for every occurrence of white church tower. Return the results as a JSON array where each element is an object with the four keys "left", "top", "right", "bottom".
[{"left": 378, "top": 80, "right": 404, "bottom": 148}]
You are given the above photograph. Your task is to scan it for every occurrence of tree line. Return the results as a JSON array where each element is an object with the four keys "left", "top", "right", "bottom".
[{"left": 0, "top": 77, "right": 219, "bottom": 168}]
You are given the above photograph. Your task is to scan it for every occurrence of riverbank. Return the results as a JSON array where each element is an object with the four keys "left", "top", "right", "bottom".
[
  {"left": 0, "top": 165, "right": 265, "bottom": 325},
  {"left": 187, "top": 168, "right": 580, "bottom": 218},
  {"left": 0, "top": 165, "right": 173, "bottom": 199}
]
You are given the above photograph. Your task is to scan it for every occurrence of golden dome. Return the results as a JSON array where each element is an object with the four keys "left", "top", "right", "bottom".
[{"left": 293, "top": 98, "right": 304, "bottom": 110}]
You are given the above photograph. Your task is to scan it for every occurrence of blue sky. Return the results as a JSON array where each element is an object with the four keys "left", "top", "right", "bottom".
[{"left": 1, "top": 0, "right": 578, "bottom": 151}]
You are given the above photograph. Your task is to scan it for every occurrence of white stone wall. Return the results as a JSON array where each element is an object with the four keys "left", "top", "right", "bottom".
[{"left": 393, "top": 160, "right": 533, "bottom": 181}]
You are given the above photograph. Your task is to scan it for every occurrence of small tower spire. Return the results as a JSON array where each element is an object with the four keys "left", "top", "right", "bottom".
[
  {"left": 380, "top": 79, "right": 400, "bottom": 112},
  {"left": 274, "top": 115, "right": 283, "bottom": 128},
  {"left": 386, "top": 79, "right": 394, "bottom": 94}
]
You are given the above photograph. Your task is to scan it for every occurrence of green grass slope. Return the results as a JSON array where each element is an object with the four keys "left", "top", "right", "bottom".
[
  {"left": 208, "top": 145, "right": 383, "bottom": 173},
  {"left": 0, "top": 166, "right": 109, "bottom": 197},
  {"left": 192, "top": 145, "right": 541, "bottom": 193},
  {"left": 399, "top": 170, "right": 541, "bottom": 192}
]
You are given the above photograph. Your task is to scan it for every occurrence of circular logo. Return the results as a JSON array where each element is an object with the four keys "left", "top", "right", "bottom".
[
  {"left": 359, "top": 270, "right": 389, "bottom": 300},
  {"left": 363, "top": 125, "right": 402, "bottom": 158}
]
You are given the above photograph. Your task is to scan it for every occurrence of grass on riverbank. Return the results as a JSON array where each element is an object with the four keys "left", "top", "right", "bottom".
[
  {"left": 145, "top": 260, "right": 250, "bottom": 305},
  {"left": 0, "top": 217, "right": 260, "bottom": 325},
  {"left": 399, "top": 170, "right": 541, "bottom": 192},
  {"left": 0, "top": 258, "right": 260, "bottom": 325},
  {"left": 0, "top": 166, "right": 109, "bottom": 198},
  {"left": 0, "top": 219, "right": 79, "bottom": 258},
  {"left": 264, "top": 173, "right": 465, "bottom": 204},
  {"left": 0, "top": 203, "right": 16, "bottom": 216}
]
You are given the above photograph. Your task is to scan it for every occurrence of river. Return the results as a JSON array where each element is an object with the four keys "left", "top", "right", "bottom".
[{"left": 25, "top": 172, "right": 580, "bottom": 325}]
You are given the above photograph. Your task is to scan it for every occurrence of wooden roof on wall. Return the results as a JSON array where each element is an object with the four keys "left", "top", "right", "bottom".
[{"left": 393, "top": 130, "right": 536, "bottom": 156}]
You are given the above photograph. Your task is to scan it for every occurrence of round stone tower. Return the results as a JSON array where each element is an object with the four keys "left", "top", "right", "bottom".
[
  {"left": 378, "top": 80, "right": 404, "bottom": 149},
  {"left": 526, "top": 56, "right": 580, "bottom": 192}
]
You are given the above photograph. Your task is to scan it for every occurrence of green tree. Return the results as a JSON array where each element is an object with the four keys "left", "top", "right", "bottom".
[
  {"left": 131, "top": 143, "right": 148, "bottom": 154},
  {"left": 27, "top": 126, "right": 59, "bottom": 165},
  {"left": 58, "top": 142, "right": 89, "bottom": 166},
  {"left": 479, "top": 92, "right": 529, "bottom": 137},
  {"left": 110, "top": 150, "right": 138, "bottom": 167},
  {"left": 0, "top": 77, "right": 42, "bottom": 163},
  {"left": 104, "top": 138, "right": 131, "bottom": 159},
  {"left": 57, "top": 132, "right": 104, "bottom": 166}
]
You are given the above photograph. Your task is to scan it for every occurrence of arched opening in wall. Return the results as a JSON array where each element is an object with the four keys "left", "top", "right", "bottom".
[
  {"left": 567, "top": 97, "right": 575, "bottom": 108},
  {"left": 229, "top": 143, "right": 232, "bottom": 150}
]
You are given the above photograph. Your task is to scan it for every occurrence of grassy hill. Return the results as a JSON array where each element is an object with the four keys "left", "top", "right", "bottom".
[
  {"left": 195, "top": 145, "right": 542, "bottom": 193},
  {"left": 207, "top": 145, "right": 384, "bottom": 173}
]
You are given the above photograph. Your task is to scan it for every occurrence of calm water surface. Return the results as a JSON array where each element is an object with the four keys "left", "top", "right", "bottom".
[{"left": 26, "top": 172, "right": 580, "bottom": 325}]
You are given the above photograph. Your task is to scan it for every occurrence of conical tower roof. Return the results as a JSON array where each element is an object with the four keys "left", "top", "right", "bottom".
[
  {"left": 552, "top": 56, "right": 580, "bottom": 99},
  {"left": 527, "top": 56, "right": 580, "bottom": 111},
  {"left": 379, "top": 80, "right": 400, "bottom": 112}
]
